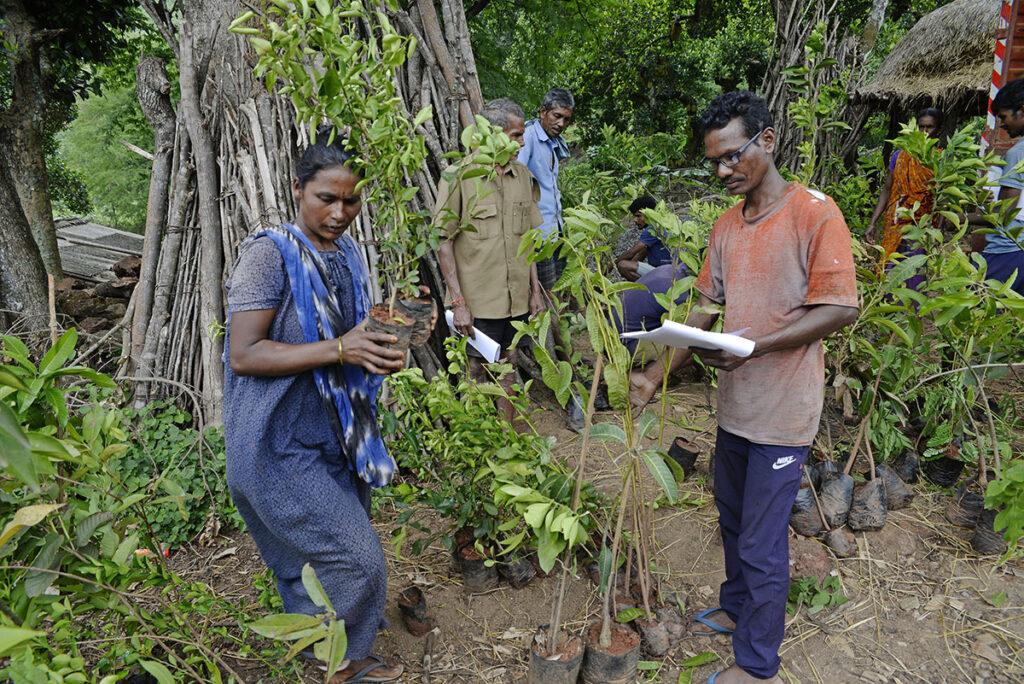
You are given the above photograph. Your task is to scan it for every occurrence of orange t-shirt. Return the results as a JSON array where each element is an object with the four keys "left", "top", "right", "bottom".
[{"left": 694, "top": 183, "right": 858, "bottom": 446}]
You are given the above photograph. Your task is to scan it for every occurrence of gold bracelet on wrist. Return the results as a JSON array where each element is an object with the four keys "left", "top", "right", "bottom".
[{"left": 337, "top": 337, "right": 344, "bottom": 365}]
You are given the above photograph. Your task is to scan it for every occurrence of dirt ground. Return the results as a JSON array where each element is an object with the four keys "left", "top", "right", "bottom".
[{"left": 179, "top": 378, "right": 1024, "bottom": 684}]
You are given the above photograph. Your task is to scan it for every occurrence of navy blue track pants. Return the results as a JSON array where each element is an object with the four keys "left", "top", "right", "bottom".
[{"left": 714, "top": 427, "right": 809, "bottom": 679}]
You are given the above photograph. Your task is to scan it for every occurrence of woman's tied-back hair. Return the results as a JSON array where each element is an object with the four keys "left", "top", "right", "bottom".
[
  {"left": 480, "top": 98, "right": 525, "bottom": 129},
  {"left": 297, "top": 124, "right": 359, "bottom": 188},
  {"left": 697, "top": 90, "right": 774, "bottom": 139},
  {"left": 628, "top": 196, "right": 658, "bottom": 214},
  {"left": 916, "top": 107, "right": 944, "bottom": 128},
  {"left": 541, "top": 87, "right": 575, "bottom": 112},
  {"left": 992, "top": 78, "right": 1024, "bottom": 115}
]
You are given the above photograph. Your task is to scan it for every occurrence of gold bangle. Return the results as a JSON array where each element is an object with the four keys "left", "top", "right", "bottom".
[{"left": 337, "top": 337, "right": 344, "bottom": 365}]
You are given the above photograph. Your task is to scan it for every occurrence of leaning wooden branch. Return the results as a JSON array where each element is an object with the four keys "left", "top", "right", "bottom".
[{"left": 120, "top": 139, "right": 155, "bottom": 161}]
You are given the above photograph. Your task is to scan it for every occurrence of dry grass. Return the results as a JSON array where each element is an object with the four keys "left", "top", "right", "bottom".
[{"left": 858, "top": 0, "right": 999, "bottom": 110}]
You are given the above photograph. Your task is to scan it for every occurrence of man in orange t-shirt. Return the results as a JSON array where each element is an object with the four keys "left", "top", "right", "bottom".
[{"left": 630, "top": 91, "right": 857, "bottom": 684}]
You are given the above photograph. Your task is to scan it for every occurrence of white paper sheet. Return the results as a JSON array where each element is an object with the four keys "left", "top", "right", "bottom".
[
  {"left": 620, "top": 320, "right": 755, "bottom": 357},
  {"left": 444, "top": 310, "right": 502, "bottom": 363},
  {"left": 635, "top": 261, "right": 655, "bottom": 277}
]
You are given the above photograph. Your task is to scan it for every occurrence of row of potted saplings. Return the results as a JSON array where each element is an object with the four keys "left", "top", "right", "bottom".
[
  {"left": 789, "top": 417, "right": 1005, "bottom": 557},
  {"left": 397, "top": 527, "right": 684, "bottom": 683}
]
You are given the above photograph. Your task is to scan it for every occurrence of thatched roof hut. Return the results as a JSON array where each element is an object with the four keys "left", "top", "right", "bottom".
[{"left": 856, "top": 0, "right": 1000, "bottom": 115}]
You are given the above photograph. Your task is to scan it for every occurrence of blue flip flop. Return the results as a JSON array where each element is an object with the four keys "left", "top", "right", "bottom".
[
  {"left": 693, "top": 607, "right": 734, "bottom": 636},
  {"left": 707, "top": 672, "right": 722, "bottom": 684},
  {"left": 336, "top": 655, "right": 404, "bottom": 683}
]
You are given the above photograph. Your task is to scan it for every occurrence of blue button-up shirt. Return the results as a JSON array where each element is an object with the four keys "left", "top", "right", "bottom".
[{"left": 518, "top": 120, "right": 563, "bottom": 239}]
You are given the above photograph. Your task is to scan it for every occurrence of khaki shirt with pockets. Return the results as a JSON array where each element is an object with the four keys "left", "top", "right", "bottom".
[{"left": 433, "top": 159, "right": 543, "bottom": 318}]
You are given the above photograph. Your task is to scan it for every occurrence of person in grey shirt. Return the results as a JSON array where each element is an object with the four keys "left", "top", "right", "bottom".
[{"left": 972, "top": 78, "right": 1024, "bottom": 295}]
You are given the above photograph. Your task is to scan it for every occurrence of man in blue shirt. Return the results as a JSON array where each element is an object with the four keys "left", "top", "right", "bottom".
[
  {"left": 518, "top": 87, "right": 574, "bottom": 290},
  {"left": 616, "top": 196, "right": 678, "bottom": 281},
  {"left": 978, "top": 78, "right": 1024, "bottom": 295}
]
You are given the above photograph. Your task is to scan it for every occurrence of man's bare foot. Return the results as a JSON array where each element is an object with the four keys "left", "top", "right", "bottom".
[
  {"left": 629, "top": 371, "right": 657, "bottom": 411},
  {"left": 710, "top": 664, "right": 781, "bottom": 683},
  {"left": 328, "top": 655, "right": 403, "bottom": 683},
  {"left": 691, "top": 607, "right": 735, "bottom": 635}
]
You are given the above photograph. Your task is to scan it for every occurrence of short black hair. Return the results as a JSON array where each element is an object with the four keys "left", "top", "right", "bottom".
[
  {"left": 481, "top": 98, "right": 525, "bottom": 129},
  {"left": 541, "top": 88, "right": 575, "bottom": 111},
  {"left": 993, "top": 78, "right": 1024, "bottom": 114},
  {"left": 297, "top": 125, "right": 359, "bottom": 188},
  {"left": 697, "top": 90, "right": 774, "bottom": 139},
  {"left": 916, "top": 107, "right": 944, "bottom": 127},
  {"left": 628, "top": 196, "right": 657, "bottom": 214}
]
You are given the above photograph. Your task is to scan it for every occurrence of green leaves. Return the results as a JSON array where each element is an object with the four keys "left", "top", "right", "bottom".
[
  {"left": 0, "top": 401, "right": 37, "bottom": 489},
  {"left": 0, "top": 627, "right": 45, "bottom": 657},
  {"left": 139, "top": 660, "right": 176, "bottom": 684},
  {"left": 236, "top": 2, "right": 433, "bottom": 300},
  {"left": 677, "top": 651, "right": 721, "bottom": 683},
  {"left": 247, "top": 565, "right": 348, "bottom": 677},
  {"left": 641, "top": 448, "right": 677, "bottom": 504},
  {"left": 249, "top": 613, "right": 325, "bottom": 640},
  {"left": 615, "top": 607, "right": 648, "bottom": 623},
  {"left": 302, "top": 562, "right": 333, "bottom": 611}
]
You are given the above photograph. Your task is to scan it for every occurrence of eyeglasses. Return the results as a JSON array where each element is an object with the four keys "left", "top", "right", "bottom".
[{"left": 703, "top": 129, "right": 766, "bottom": 170}]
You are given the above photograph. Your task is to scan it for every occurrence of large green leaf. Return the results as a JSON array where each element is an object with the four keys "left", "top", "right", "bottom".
[
  {"left": 324, "top": 619, "right": 348, "bottom": 678},
  {"left": 615, "top": 607, "right": 647, "bottom": 623},
  {"left": 535, "top": 525, "right": 565, "bottom": 574},
  {"left": 139, "top": 660, "right": 176, "bottom": 684},
  {"left": 0, "top": 368, "right": 27, "bottom": 391},
  {"left": 52, "top": 366, "right": 115, "bottom": 388},
  {"left": 0, "top": 401, "right": 37, "bottom": 489},
  {"left": 637, "top": 410, "right": 658, "bottom": 441},
  {"left": 75, "top": 511, "right": 115, "bottom": 548},
  {"left": 588, "top": 423, "right": 626, "bottom": 445},
  {"left": 248, "top": 613, "right": 324, "bottom": 640},
  {"left": 642, "top": 448, "right": 677, "bottom": 504},
  {"left": 0, "top": 626, "right": 45, "bottom": 656},
  {"left": 39, "top": 329, "right": 77, "bottom": 377},
  {"left": 302, "top": 563, "right": 333, "bottom": 611},
  {"left": 25, "top": 534, "right": 63, "bottom": 597}
]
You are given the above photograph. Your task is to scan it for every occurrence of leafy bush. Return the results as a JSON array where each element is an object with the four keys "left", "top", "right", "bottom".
[
  {"left": 116, "top": 400, "right": 244, "bottom": 547},
  {"left": 382, "top": 340, "right": 603, "bottom": 567},
  {"left": 787, "top": 576, "right": 849, "bottom": 615},
  {"left": 0, "top": 330, "right": 296, "bottom": 680},
  {"left": 560, "top": 125, "right": 706, "bottom": 217}
]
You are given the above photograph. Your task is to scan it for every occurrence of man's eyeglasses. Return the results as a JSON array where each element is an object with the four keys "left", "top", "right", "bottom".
[{"left": 703, "top": 128, "right": 766, "bottom": 170}]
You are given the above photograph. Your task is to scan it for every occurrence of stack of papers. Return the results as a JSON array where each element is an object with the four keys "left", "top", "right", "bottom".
[{"left": 620, "top": 320, "right": 754, "bottom": 357}]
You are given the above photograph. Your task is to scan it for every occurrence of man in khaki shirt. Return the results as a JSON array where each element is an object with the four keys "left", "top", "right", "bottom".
[{"left": 436, "top": 98, "right": 544, "bottom": 425}]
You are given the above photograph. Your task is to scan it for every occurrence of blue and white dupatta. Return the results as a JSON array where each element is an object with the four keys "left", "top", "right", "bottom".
[{"left": 256, "top": 223, "right": 395, "bottom": 487}]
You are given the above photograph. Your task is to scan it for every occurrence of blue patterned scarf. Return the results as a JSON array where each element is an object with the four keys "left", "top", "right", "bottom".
[{"left": 257, "top": 223, "right": 395, "bottom": 487}]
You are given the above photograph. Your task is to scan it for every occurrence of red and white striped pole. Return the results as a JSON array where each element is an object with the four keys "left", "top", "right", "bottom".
[{"left": 983, "top": 0, "right": 1015, "bottom": 154}]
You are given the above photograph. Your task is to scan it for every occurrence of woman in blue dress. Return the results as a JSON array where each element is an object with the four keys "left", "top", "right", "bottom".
[{"left": 224, "top": 128, "right": 422, "bottom": 683}]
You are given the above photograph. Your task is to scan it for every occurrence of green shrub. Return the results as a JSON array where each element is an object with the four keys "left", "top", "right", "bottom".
[{"left": 116, "top": 400, "right": 244, "bottom": 547}]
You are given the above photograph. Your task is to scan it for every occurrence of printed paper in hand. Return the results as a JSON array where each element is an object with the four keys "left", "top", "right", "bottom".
[
  {"left": 445, "top": 310, "right": 501, "bottom": 362},
  {"left": 620, "top": 320, "right": 755, "bottom": 357}
]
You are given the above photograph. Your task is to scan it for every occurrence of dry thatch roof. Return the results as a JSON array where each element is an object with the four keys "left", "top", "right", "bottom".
[{"left": 857, "top": 0, "right": 1000, "bottom": 112}]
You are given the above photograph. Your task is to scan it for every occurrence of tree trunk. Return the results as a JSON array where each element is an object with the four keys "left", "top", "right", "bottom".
[
  {"left": 1, "top": 0, "right": 64, "bottom": 280},
  {"left": 760, "top": 0, "right": 834, "bottom": 171},
  {"left": 0, "top": 148, "right": 50, "bottom": 328},
  {"left": 761, "top": 0, "right": 880, "bottom": 183},
  {"left": 177, "top": 12, "right": 225, "bottom": 423},
  {"left": 130, "top": 57, "right": 177, "bottom": 374},
  {"left": 129, "top": 0, "right": 477, "bottom": 422}
]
